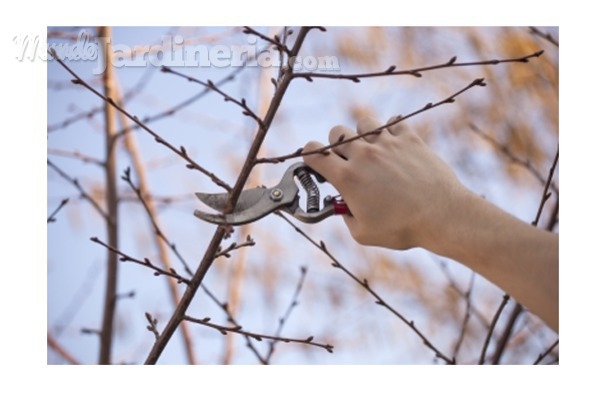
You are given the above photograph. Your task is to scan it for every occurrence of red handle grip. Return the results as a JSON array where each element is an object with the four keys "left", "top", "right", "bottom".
[{"left": 332, "top": 198, "right": 350, "bottom": 215}]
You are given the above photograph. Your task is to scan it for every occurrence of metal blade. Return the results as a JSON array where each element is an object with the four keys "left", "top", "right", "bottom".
[
  {"left": 195, "top": 187, "right": 282, "bottom": 225},
  {"left": 194, "top": 205, "right": 269, "bottom": 225},
  {"left": 195, "top": 192, "right": 229, "bottom": 212},
  {"left": 195, "top": 187, "right": 266, "bottom": 213}
]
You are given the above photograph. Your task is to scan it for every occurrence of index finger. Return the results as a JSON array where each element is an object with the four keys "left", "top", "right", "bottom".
[{"left": 302, "top": 140, "right": 347, "bottom": 185}]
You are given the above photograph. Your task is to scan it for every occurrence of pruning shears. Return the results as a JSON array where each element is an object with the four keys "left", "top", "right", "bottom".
[{"left": 194, "top": 162, "right": 350, "bottom": 225}]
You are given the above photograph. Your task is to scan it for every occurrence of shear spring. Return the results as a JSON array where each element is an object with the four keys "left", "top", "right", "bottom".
[{"left": 295, "top": 169, "right": 320, "bottom": 212}]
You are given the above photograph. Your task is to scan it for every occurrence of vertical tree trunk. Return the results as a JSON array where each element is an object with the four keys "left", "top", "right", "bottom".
[{"left": 98, "top": 26, "right": 119, "bottom": 365}]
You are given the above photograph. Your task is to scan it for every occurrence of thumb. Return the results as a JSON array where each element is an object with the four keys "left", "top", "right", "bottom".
[{"left": 302, "top": 140, "right": 345, "bottom": 184}]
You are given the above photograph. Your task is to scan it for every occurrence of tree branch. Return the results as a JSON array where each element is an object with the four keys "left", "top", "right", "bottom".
[
  {"left": 490, "top": 303, "right": 523, "bottom": 364},
  {"left": 478, "top": 294, "right": 510, "bottom": 364},
  {"left": 47, "top": 159, "right": 109, "bottom": 222},
  {"left": 145, "top": 312, "right": 160, "bottom": 341},
  {"left": 242, "top": 26, "right": 290, "bottom": 56},
  {"left": 47, "top": 198, "right": 69, "bottom": 223},
  {"left": 529, "top": 27, "right": 559, "bottom": 48},
  {"left": 256, "top": 78, "right": 488, "bottom": 164},
  {"left": 291, "top": 50, "right": 544, "bottom": 82},
  {"left": 533, "top": 339, "right": 559, "bottom": 365},
  {"left": 183, "top": 315, "right": 333, "bottom": 353},
  {"left": 276, "top": 211, "right": 454, "bottom": 364},
  {"left": 90, "top": 236, "right": 191, "bottom": 285},
  {"left": 214, "top": 236, "right": 256, "bottom": 259},
  {"left": 532, "top": 147, "right": 559, "bottom": 226}
]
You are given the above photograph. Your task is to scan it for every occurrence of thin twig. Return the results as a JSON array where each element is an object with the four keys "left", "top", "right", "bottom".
[
  {"left": 529, "top": 27, "right": 559, "bottom": 48},
  {"left": 291, "top": 50, "right": 544, "bottom": 82},
  {"left": 183, "top": 315, "right": 333, "bottom": 353},
  {"left": 90, "top": 237, "right": 191, "bottom": 285},
  {"left": 47, "top": 159, "right": 109, "bottom": 222},
  {"left": 276, "top": 27, "right": 293, "bottom": 83},
  {"left": 47, "top": 198, "right": 69, "bottom": 223},
  {"left": 242, "top": 26, "right": 290, "bottom": 56},
  {"left": 81, "top": 327, "right": 101, "bottom": 336},
  {"left": 264, "top": 266, "right": 308, "bottom": 363},
  {"left": 491, "top": 303, "right": 523, "bottom": 364},
  {"left": 276, "top": 211, "right": 454, "bottom": 364},
  {"left": 532, "top": 147, "right": 559, "bottom": 226},
  {"left": 49, "top": 48, "right": 232, "bottom": 192},
  {"left": 160, "top": 66, "right": 265, "bottom": 129},
  {"left": 145, "top": 312, "right": 160, "bottom": 341},
  {"left": 478, "top": 294, "right": 510, "bottom": 364},
  {"left": 533, "top": 339, "right": 559, "bottom": 365},
  {"left": 452, "top": 272, "right": 476, "bottom": 360},
  {"left": 256, "top": 78, "right": 488, "bottom": 164},
  {"left": 116, "top": 290, "right": 135, "bottom": 300},
  {"left": 214, "top": 236, "right": 256, "bottom": 259},
  {"left": 48, "top": 76, "right": 102, "bottom": 91}
]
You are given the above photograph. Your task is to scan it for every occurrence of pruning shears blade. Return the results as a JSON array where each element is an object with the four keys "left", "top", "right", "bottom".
[
  {"left": 194, "top": 187, "right": 278, "bottom": 225},
  {"left": 195, "top": 187, "right": 265, "bottom": 213}
]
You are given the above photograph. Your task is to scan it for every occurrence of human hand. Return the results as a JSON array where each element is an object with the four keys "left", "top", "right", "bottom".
[{"left": 303, "top": 116, "right": 468, "bottom": 250}]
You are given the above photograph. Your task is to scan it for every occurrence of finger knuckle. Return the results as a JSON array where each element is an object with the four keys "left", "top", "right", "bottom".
[
  {"left": 303, "top": 140, "right": 322, "bottom": 153},
  {"left": 329, "top": 125, "right": 351, "bottom": 142}
]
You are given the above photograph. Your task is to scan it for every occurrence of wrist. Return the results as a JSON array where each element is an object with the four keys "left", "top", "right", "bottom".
[{"left": 418, "top": 184, "right": 483, "bottom": 259}]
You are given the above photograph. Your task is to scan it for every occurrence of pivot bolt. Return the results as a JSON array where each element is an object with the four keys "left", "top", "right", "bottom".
[{"left": 270, "top": 188, "right": 283, "bottom": 202}]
